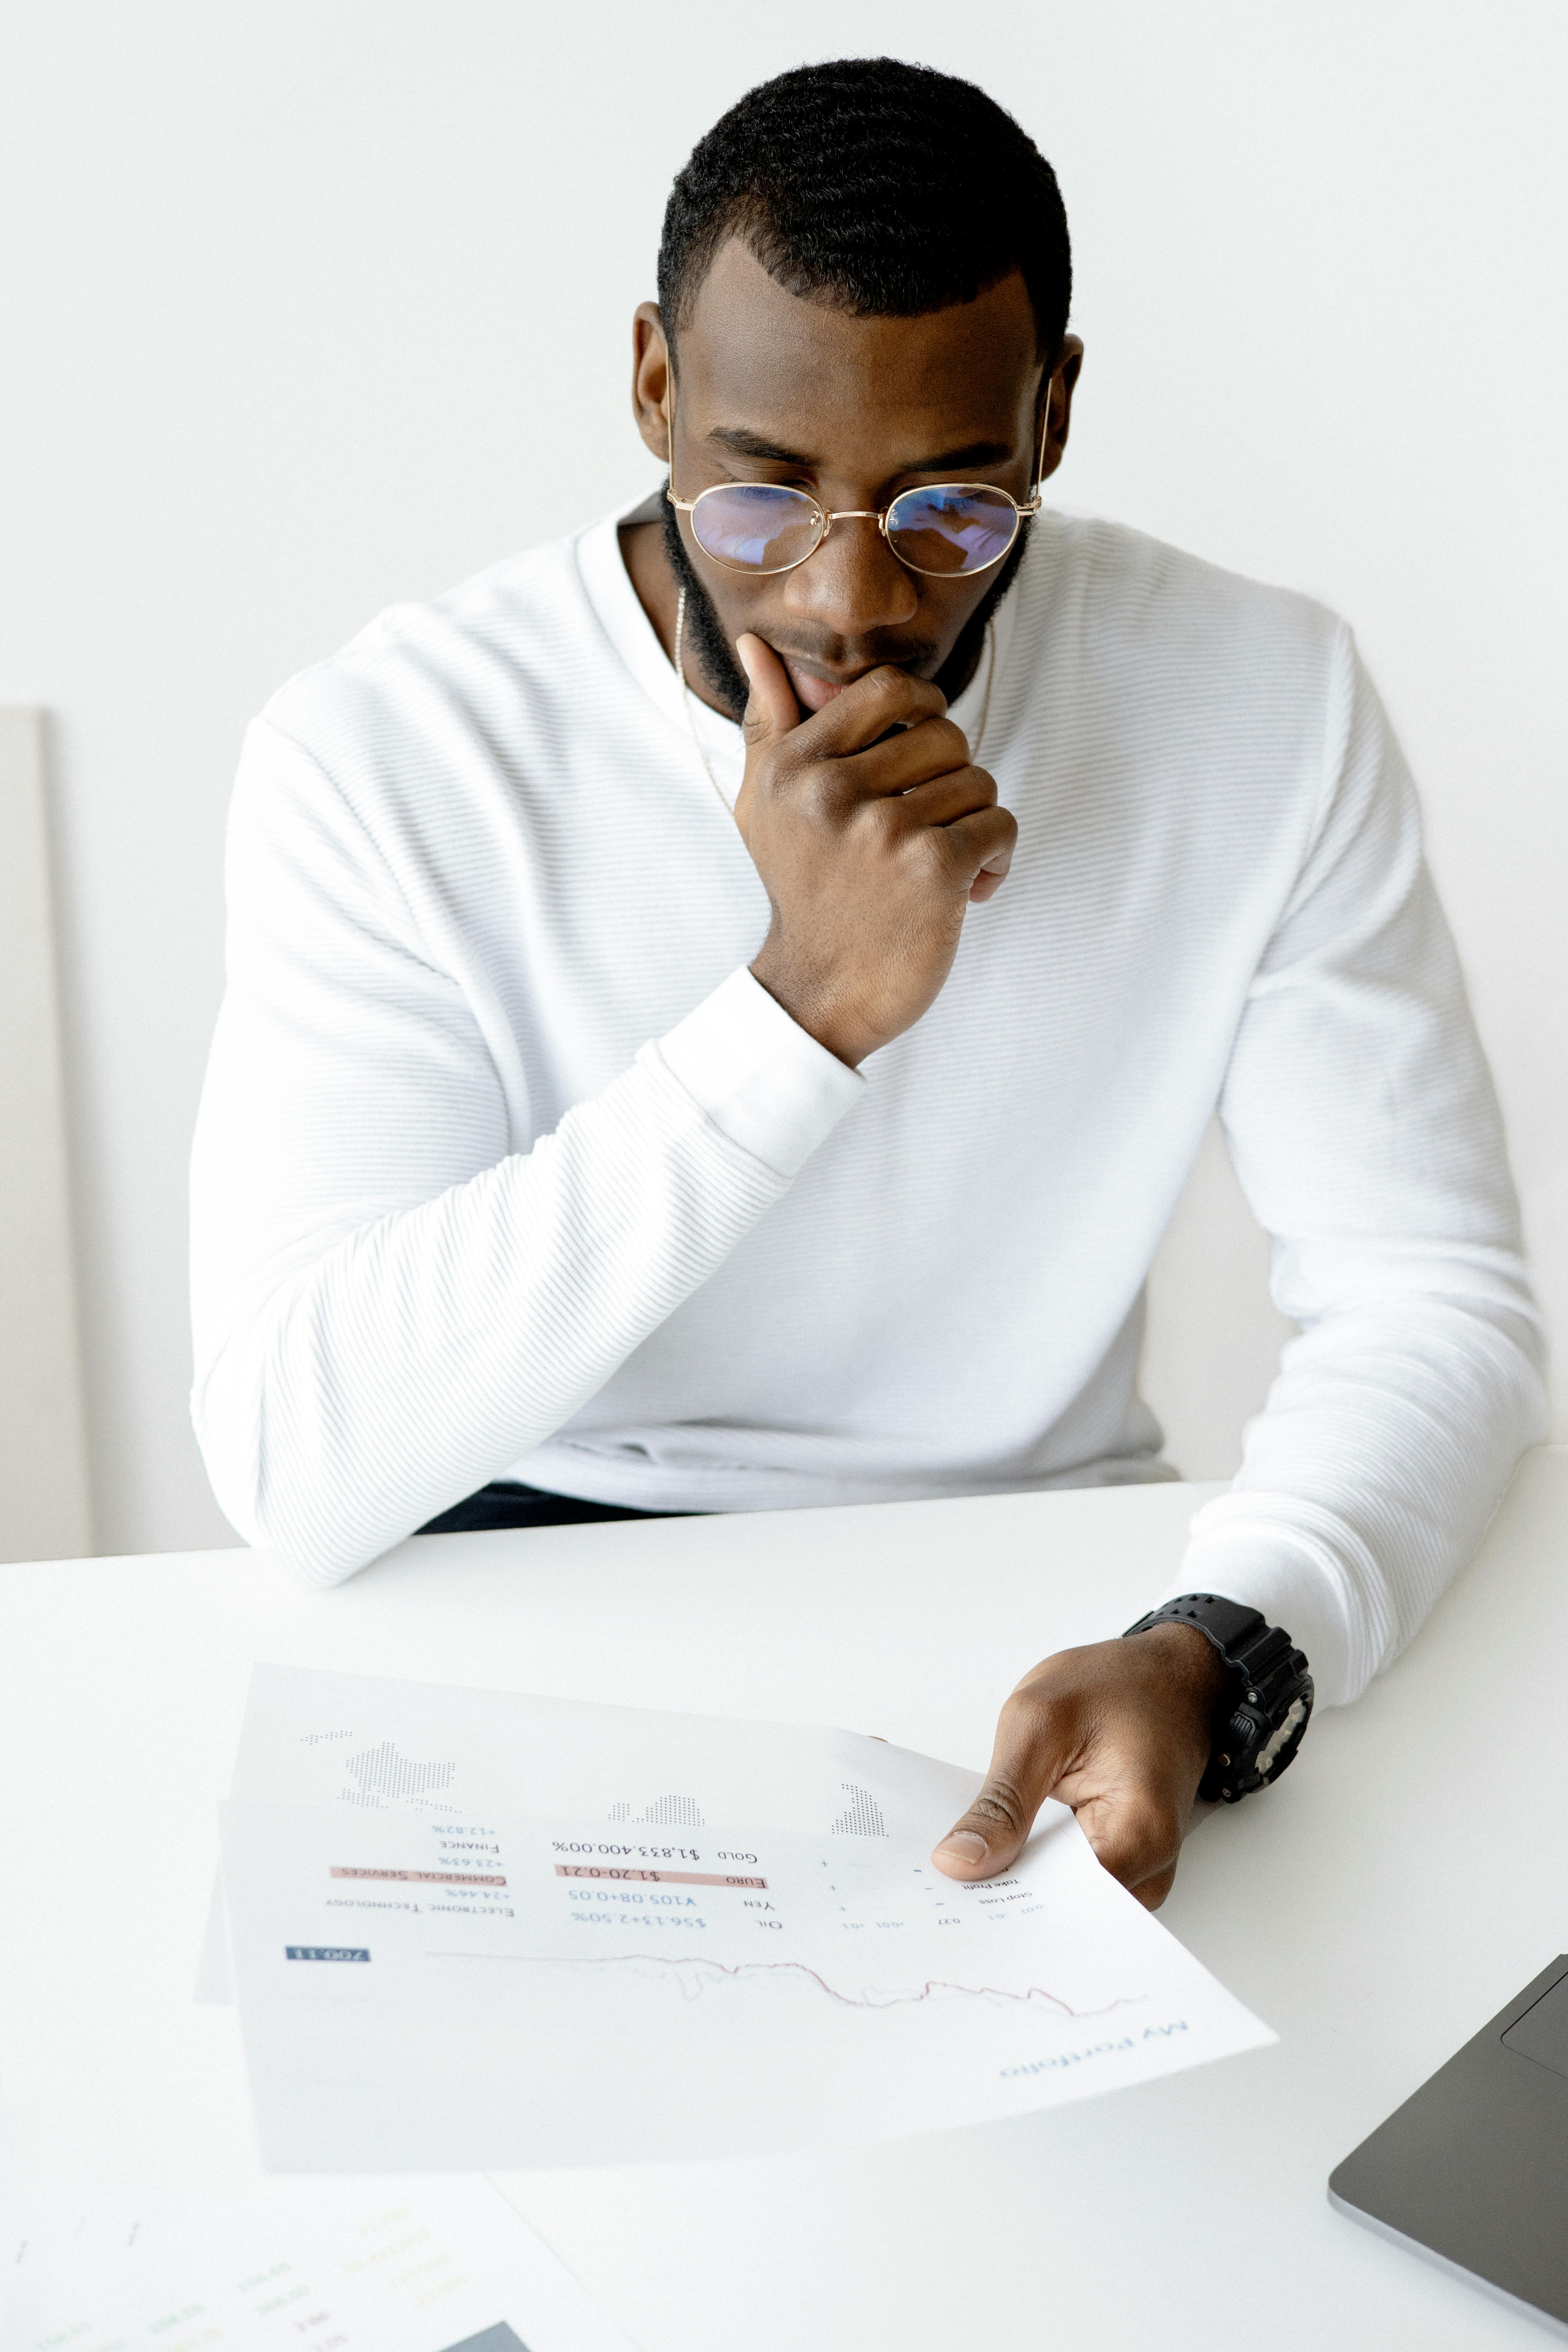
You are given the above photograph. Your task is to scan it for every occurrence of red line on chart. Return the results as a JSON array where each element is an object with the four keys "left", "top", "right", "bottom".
[{"left": 436, "top": 1947, "right": 1119, "bottom": 2017}]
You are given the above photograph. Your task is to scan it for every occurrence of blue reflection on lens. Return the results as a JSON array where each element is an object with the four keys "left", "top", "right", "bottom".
[
  {"left": 693, "top": 484, "right": 819, "bottom": 570},
  {"left": 888, "top": 485, "right": 1017, "bottom": 573}
]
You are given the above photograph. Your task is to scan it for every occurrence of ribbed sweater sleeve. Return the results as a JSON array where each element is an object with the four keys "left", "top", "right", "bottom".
[
  {"left": 189, "top": 721, "right": 861, "bottom": 1581},
  {"left": 1158, "top": 629, "right": 1547, "bottom": 1701},
  {"left": 190, "top": 517, "right": 1545, "bottom": 1658}
]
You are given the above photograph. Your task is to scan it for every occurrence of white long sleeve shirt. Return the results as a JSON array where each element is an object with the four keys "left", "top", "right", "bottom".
[{"left": 189, "top": 501, "right": 1547, "bottom": 1705}]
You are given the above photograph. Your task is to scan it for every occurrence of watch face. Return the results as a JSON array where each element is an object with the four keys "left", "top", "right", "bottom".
[{"left": 1254, "top": 1691, "right": 1311, "bottom": 1784}]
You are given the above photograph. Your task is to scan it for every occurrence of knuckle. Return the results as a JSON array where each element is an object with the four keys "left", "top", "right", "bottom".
[
  {"left": 999, "top": 1684, "right": 1051, "bottom": 1735},
  {"left": 909, "top": 827, "right": 953, "bottom": 882},
  {"left": 969, "top": 1780, "right": 1029, "bottom": 1836},
  {"left": 873, "top": 664, "right": 939, "bottom": 719},
  {"left": 799, "top": 765, "right": 843, "bottom": 826},
  {"left": 922, "top": 717, "right": 970, "bottom": 769},
  {"left": 992, "top": 1692, "right": 1058, "bottom": 1769},
  {"left": 862, "top": 794, "right": 902, "bottom": 849},
  {"left": 942, "top": 764, "right": 994, "bottom": 815},
  {"left": 976, "top": 812, "right": 1017, "bottom": 868}
]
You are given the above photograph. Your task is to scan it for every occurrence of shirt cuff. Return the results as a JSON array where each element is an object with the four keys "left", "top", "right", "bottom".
[
  {"left": 652, "top": 966, "right": 866, "bottom": 1180},
  {"left": 1152, "top": 1509, "right": 1357, "bottom": 1708}
]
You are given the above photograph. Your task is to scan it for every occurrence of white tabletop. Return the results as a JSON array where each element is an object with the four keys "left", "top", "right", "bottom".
[{"left": 3, "top": 1455, "right": 1566, "bottom": 2348}]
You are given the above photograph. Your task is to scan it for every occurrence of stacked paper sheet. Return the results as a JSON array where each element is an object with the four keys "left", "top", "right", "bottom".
[
  {"left": 216, "top": 1665, "right": 1274, "bottom": 2168},
  {"left": 0, "top": 2174, "right": 635, "bottom": 2350}
]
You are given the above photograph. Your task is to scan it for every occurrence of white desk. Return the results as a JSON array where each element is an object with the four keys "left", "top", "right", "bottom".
[{"left": 3, "top": 1456, "right": 1565, "bottom": 2348}]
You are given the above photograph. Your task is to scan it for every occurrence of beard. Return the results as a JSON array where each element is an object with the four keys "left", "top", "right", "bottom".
[
  {"left": 660, "top": 491, "right": 753, "bottom": 718},
  {"left": 659, "top": 490, "right": 1034, "bottom": 725}
]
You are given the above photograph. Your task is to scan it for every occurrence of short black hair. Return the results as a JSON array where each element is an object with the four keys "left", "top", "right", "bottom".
[{"left": 658, "top": 58, "right": 1071, "bottom": 362}]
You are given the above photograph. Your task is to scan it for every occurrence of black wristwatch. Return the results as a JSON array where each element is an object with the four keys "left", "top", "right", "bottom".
[{"left": 1122, "top": 1593, "right": 1314, "bottom": 1804}]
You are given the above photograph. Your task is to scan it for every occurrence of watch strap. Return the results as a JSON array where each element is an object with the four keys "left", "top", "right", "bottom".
[
  {"left": 1123, "top": 1592, "right": 1314, "bottom": 1803},
  {"left": 1128, "top": 1593, "right": 1265, "bottom": 1660}
]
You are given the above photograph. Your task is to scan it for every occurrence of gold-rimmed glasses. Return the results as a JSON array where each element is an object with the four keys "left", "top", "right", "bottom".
[{"left": 665, "top": 384, "right": 1053, "bottom": 579}]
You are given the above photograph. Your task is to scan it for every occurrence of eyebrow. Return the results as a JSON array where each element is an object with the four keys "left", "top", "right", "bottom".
[{"left": 706, "top": 424, "right": 1016, "bottom": 474}]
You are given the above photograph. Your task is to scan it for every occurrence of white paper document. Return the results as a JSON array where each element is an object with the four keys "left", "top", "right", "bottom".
[
  {"left": 220, "top": 1666, "right": 1273, "bottom": 2168},
  {"left": 0, "top": 2173, "right": 635, "bottom": 2351}
]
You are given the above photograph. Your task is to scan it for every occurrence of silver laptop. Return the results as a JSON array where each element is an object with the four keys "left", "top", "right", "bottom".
[{"left": 1330, "top": 1955, "right": 1568, "bottom": 2334}]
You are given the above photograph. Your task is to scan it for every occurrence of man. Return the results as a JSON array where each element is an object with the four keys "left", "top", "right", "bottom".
[{"left": 190, "top": 59, "right": 1546, "bottom": 1908}]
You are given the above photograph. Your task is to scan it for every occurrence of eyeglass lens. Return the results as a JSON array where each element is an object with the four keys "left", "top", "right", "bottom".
[
  {"left": 885, "top": 485, "right": 1020, "bottom": 576},
  {"left": 690, "top": 483, "right": 825, "bottom": 573},
  {"left": 689, "top": 481, "right": 1021, "bottom": 577}
]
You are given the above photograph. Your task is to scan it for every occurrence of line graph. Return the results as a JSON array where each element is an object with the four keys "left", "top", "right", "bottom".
[{"left": 432, "top": 1946, "right": 1137, "bottom": 2018}]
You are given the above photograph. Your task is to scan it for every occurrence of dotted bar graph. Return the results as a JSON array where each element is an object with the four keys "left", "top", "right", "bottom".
[
  {"left": 607, "top": 1794, "right": 707, "bottom": 1826},
  {"left": 340, "top": 1741, "right": 457, "bottom": 1808},
  {"left": 639, "top": 1793, "right": 706, "bottom": 1827},
  {"left": 831, "top": 1783, "right": 888, "bottom": 1837}
]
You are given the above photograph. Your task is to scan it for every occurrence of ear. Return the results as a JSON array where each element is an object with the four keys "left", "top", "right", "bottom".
[
  {"left": 631, "top": 302, "right": 673, "bottom": 463},
  {"left": 1040, "top": 333, "right": 1085, "bottom": 479}
]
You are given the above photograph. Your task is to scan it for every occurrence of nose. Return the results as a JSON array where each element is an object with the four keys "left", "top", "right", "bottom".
[{"left": 781, "top": 510, "right": 919, "bottom": 639}]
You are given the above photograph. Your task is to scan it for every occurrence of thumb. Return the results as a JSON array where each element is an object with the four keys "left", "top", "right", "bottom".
[
  {"left": 736, "top": 632, "right": 802, "bottom": 747},
  {"left": 931, "top": 1692, "right": 1071, "bottom": 1881}
]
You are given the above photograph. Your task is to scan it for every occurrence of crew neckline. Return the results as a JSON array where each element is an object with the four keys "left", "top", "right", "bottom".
[{"left": 574, "top": 491, "right": 1022, "bottom": 814}]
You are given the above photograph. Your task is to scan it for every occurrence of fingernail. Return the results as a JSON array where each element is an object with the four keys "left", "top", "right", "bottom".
[{"left": 935, "top": 1832, "right": 988, "bottom": 1864}]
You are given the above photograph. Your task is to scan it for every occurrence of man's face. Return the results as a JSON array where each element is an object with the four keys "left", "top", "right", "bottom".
[{"left": 633, "top": 239, "right": 1080, "bottom": 715}]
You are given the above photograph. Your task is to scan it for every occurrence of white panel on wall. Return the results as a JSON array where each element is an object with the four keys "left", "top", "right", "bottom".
[{"left": 0, "top": 708, "right": 92, "bottom": 1561}]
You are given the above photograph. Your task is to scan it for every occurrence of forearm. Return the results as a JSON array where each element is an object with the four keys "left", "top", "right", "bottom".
[
  {"left": 193, "top": 1036, "right": 799, "bottom": 1582},
  {"left": 1168, "top": 1287, "right": 1547, "bottom": 1704},
  {"left": 195, "top": 699, "right": 869, "bottom": 1580}
]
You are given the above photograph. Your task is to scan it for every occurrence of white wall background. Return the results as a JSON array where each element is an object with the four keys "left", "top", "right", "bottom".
[{"left": 1, "top": 0, "right": 1563, "bottom": 1557}]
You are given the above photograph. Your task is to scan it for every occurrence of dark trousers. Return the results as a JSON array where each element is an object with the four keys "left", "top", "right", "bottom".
[{"left": 418, "top": 1480, "right": 696, "bottom": 1534}]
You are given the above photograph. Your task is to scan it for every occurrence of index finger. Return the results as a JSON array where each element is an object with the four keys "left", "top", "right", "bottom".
[{"left": 789, "top": 662, "right": 950, "bottom": 759}]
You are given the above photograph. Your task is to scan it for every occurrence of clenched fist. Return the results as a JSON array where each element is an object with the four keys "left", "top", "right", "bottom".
[{"left": 733, "top": 633, "right": 1017, "bottom": 1068}]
